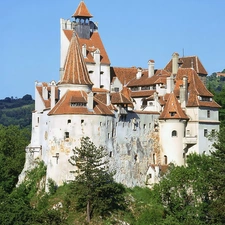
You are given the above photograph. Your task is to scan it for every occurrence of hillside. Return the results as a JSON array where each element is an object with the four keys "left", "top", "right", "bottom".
[
  {"left": 206, "top": 69, "right": 225, "bottom": 127},
  {"left": 0, "top": 94, "right": 34, "bottom": 128}
]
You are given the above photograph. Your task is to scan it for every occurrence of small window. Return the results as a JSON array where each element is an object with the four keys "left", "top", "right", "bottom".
[
  {"left": 81, "top": 119, "right": 84, "bottom": 125},
  {"left": 143, "top": 124, "right": 146, "bottom": 129},
  {"left": 207, "top": 110, "right": 210, "bottom": 118},
  {"left": 108, "top": 133, "right": 110, "bottom": 139},
  {"left": 211, "top": 129, "right": 216, "bottom": 137},
  {"left": 109, "top": 151, "right": 112, "bottom": 157},
  {"left": 114, "top": 87, "right": 119, "bottom": 92},
  {"left": 164, "top": 155, "right": 168, "bottom": 165},
  {"left": 37, "top": 117, "right": 39, "bottom": 124},
  {"left": 134, "top": 154, "right": 137, "bottom": 161},
  {"left": 65, "top": 132, "right": 69, "bottom": 139},
  {"left": 100, "top": 122, "right": 102, "bottom": 126},
  {"left": 68, "top": 119, "right": 71, "bottom": 124},
  {"left": 172, "top": 130, "right": 177, "bottom": 137},
  {"left": 204, "top": 129, "right": 208, "bottom": 137},
  {"left": 170, "top": 112, "right": 176, "bottom": 117},
  {"left": 186, "top": 129, "right": 190, "bottom": 136},
  {"left": 153, "top": 153, "right": 156, "bottom": 164}
]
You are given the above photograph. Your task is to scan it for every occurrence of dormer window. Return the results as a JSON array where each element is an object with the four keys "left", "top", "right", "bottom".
[
  {"left": 71, "top": 102, "right": 87, "bottom": 107},
  {"left": 201, "top": 96, "right": 211, "bottom": 102},
  {"left": 114, "top": 87, "right": 119, "bottom": 92},
  {"left": 131, "top": 87, "right": 139, "bottom": 91},
  {"left": 141, "top": 86, "right": 150, "bottom": 90},
  {"left": 170, "top": 112, "right": 176, "bottom": 117}
]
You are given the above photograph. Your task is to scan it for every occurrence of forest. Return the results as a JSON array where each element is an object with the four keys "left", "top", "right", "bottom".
[{"left": 0, "top": 70, "right": 225, "bottom": 225}]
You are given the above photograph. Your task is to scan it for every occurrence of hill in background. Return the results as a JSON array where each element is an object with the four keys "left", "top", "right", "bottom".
[{"left": 0, "top": 94, "right": 34, "bottom": 128}]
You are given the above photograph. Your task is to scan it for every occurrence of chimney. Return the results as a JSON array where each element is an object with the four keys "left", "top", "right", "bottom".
[
  {"left": 191, "top": 60, "right": 194, "bottom": 69},
  {"left": 148, "top": 60, "right": 155, "bottom": 78},
  {"left": 106, "top": 92, "right": 111, "bottom": 106},
  {"left": 166, "top": 75, "right": 174, "bottom": 93},
  {"left": 50, "top": 81, "right": 56, "bottom": 109},
  {"left": 172, "top": 52, "right": 179, "bottom": 74},
  {"left": 87, "top": 92, "right": 93, "bottom": 111},
  {"left": 42, "top": 85, "right": 48, "bottom": 100},
  {"left": 82, "top": 44, "right": 87, "bottom": 58},
  {"left": 136, "top": 67, "right": 142, "bottom": 79},
  {"left": 180, "top": 76, "right": 188, "bottom": 108},
  {"left": 59, "top": 68, "right": 64, "bottom": 81}
]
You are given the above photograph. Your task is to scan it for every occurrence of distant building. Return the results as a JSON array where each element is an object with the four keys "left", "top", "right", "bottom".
[
  {"left": 216, "top": 72, "right": 225, "bottom": 77},
  {"left": 19, "top": 1, "right": 221, "bottom": 188}
]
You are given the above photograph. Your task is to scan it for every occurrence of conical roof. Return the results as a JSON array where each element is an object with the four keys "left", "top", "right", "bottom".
[
  {"left": 159, "top": 93, "right": 189, "bottom": 120},
  {"left": 72, "top": 1, "right": 93, "bottom": 18},
  {"left": 60, "top": 32, "right": 93, "bottom": 86}
]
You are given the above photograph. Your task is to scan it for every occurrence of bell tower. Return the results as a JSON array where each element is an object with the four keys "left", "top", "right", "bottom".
[{"left": 72, "top": 1, "right": 93, "bottom": 39}]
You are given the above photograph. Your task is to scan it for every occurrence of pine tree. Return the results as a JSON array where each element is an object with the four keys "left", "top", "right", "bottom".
[{"left": 68, "top": 137, "right": 125, "bottom": 223}]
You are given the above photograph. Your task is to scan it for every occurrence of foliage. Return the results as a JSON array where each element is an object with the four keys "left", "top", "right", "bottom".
[
  {"left": 209, "top": 127, "right": 225, "bottom": 224},
  {"left": 0, "top": 95, "right": 34, "bottom": 128},
  {"left": 152, "top": 147, "right": 225, "bottom": 225},
  {"left": 68, "top": 136, "right": 126, "bottom": 223},
  {"left": 0, "top": 125, "right": 30, "bottom": 193}
]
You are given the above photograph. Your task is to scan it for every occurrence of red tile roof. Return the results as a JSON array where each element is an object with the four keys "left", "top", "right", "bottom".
[
  {"left": 130, "top": 90, "right": 155, "bottom": 98},
  {"left": 59, "top": 33, "right": 93, "bottom": 86},
  {"left": 110, "top": 67, "right": 138, "bottom": 85},
  {"left": 111, "top": 92, "right": 133, "bottom": 105},
  {"left": 164, "top": 55, "right": 208, "bottom": 75},
  {"left": 111, "top": 67, "right": 171, "bottom": 88},
  {"left": 174, "top": 68, "right": 220, "bottom": 108},
  {"left": 72, "top": 1, "right": 93, "bottom": 18},
  {"left": 63, "top": 30, "right": 110, "bottom": 65},
  {"left": 48, "top": 90, "right": 114, "bottom": 116},
  {"left": 159, "top": 93, "right": 189, "bottom": 120},
  {"left": 216, "top": 72, "right": 225, "bottom": 77}
]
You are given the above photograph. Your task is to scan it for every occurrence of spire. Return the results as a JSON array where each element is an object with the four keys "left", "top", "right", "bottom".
[
  {"left": 72, "top": 1, "right": 93, "bottom": 18},
  {"left": 60, "top": 32, "right": 93, "bottom": 86}
]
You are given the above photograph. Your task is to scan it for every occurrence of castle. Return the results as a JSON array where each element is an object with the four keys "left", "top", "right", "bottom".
[{"left": 19, "top": 1, "right": 220, "bottom": 188}]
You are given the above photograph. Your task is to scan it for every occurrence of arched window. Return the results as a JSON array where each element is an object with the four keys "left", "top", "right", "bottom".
[{"left": 172, "top": 130, "right": 177, "bottom": 137}]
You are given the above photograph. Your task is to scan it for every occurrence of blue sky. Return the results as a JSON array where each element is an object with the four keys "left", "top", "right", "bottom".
[{"left": 1, "top": 0, "right": 225, "bottom": 99}]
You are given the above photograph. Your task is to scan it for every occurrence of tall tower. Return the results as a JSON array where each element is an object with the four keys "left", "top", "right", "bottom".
[{"left": 72, "top": 1, "right": 93, "bottom": 39}]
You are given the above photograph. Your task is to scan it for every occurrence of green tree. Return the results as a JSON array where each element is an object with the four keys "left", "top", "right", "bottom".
[
  {"left": 68, "top": 136, "right": 126, "bottom": 223},
  {"left": 0, "top": 125, "right": 30, "bottom": 193},
  {"left": 153, "top": 154, "right": 213, "bottom": 225},
  {"left": 209, "top": 127, "right": 225, "bottom": 224}
]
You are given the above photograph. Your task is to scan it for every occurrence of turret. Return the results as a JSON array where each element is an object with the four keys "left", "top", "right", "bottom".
[{"left": 72, "top": 1, "right": 93, "bottom": 39}]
